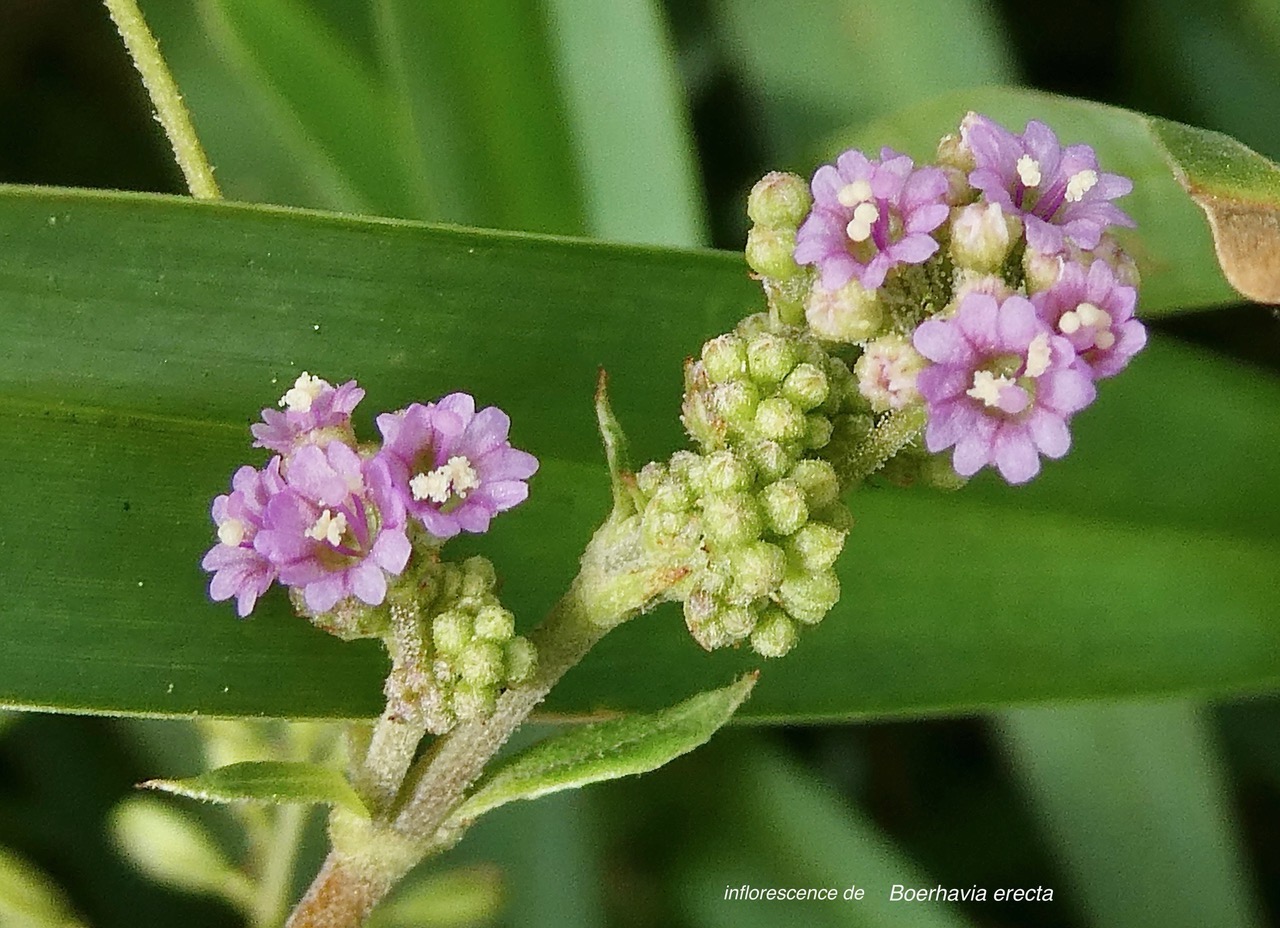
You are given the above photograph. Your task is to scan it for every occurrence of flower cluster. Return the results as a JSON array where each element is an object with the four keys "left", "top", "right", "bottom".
[
  {"left": 748, "top": 112, "right": 1146, "bottom": 484},
  {"left": 203, "top": 372, "right": 538, "bottom": 619},
  {"left": 645, "top": 316, "right": 862, "bottom": 657}
]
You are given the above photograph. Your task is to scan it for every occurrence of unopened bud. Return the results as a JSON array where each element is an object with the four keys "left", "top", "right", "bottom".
[
  {"left": 751, "top": 608, "right": 799, "bottom": 658},
  {"left": 805, "top": 278, "right": 885, "bottom": 344},
  {"left": 1024, "top": 248, "right": 1065, "bottom": 293},
  {"left": 754, "top": 396, "right": 806, "bottom": 443},
  {"left": 782, "top": 362, "right": 830, "bottom": 410},
  {"left": 778, "top": 568, "right": 840, "bottom": 624},
  {"left": 432, "top": 610, "right": 472, "bottom": 656},
  {"left": 726, "top": 541, "right": 786, "bottom": 600},
  {"left": 747, "top": 171, "right": 812, "bottom": 229},
  {"left": 474, "top": 605, "right": 515, "bottom": 641},
  {"left": 702, "top": 491, "right": 764, "bottom": 548},
  {"left": 789, "top": 459, "right": 840, "bottom": 508},
  {"left": 854, "top": 334, "right": 925, "bottom": 413},
  {"left": 458, "top": 640, "right": 505, "bottom": 687},
  {"left": 460, "top": 557, "right": 497, "bottom": 598},
  {"left": 937, "top": 130, "right": 976, "bottom": 173},
  {"left": 746, "top": 333, "right": 799, "bottom": 384},
  {"left": 714, "top": 380, "right": 761, "bottom": 434},
  {"left": 804, "top": 413, "right": 834, "bottom": 449},
  {"left": 505, "top": 637, "right": 538, "bottom": 684},
  {"left": 702, "top": 334, "right": 749, "bottom": 383},
  {"left": 453, "top": 683, "right": 497, "bottom": 721},
  {"left": 760, "top": 479, "right": 809, "bottom": 536},
  {"left": 950, "top": 202, "right": 1021, "bottom": 273},
  {"left": 748, "top": 440, "right": 794, "bottom": 482},
  {"left": 702, "top": 449, "right": 753, "bottom": 493},
  {"left": 746, "top": 227, "right": 801, "bottom": 280},
  {"left": 788, "top": 522, "right": 847, "bottom": 571}
]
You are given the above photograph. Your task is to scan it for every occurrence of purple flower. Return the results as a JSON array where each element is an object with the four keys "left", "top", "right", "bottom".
[
  {"left": 961, "top": 113, "right": 1135, "bottom": 255},
  {"left": 1031, "top": 260, "right": 1147, "bottom": 378},
  {"left": 794, "top": 148, "right": 951, "bottom": 291},
  {"left": 254, "top": 442, "right": 411, "bottom": 613},
  {"left": 251, "top": 372, "right": 364, "bottom": 455},
  {"left": 375, "top": 393, "right": 539, "bottom": 540},
  {"left": 913, "top": 293, "right": 1097, "bottom": 484},
  {"left": 202, "top": 458, "right": 285, "bottom": 617}
]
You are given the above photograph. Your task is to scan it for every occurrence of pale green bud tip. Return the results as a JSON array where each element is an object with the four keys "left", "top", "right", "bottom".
[
  {"left": 749, "top": 439, "right": 795, "bottom": 482},
  {"left": 789, "top": 521, "right": 847, "bottom": 571},
  {"left": 754, "top": 396, "right": 806, "bottom": 443},
  {"left": 727, "top": 541, "right": 786, "bottom": 600},
  {"left": 936, "top": 131, "right": 975, "bottom": 173},
  {"left": 702, "top": 491, "right": 764, "bottom": 547},
  {"left": 760, "top": 479, "right": 809, "bottom": 536},
  {"left": 636, "top": 461, "right": 666, "bottom": 497},
  {"left": 505, "top": 637, "right": 537, "bottom": 684},
  {"left": 458, "top": 640, "right": 505, "bottom": 686},
  {"left": 432, "top": 610, "right": 473, "bottom": 655},
  {"left": 460, "top": 556, "right": 497, "bottom": 598},
  {"left": 714, "top": 380, "right": 760, "bottom": 433},
  {"left": 805, "top": 278, "right": 886, "bottom": 344},
  {"left": 747, "top": 171, "right": 812, "bottom": 229},
  {"left": 950, "top": 202, "right": 1022, "bottom": 273},
  {"left": 782, "top": 362, "right": 830, "bottom": 410},
  {"left": 702, "top": 449, "right": 753, "bottom": 493},
  {"left": 778, "top": 568, "right": 840, "bottom": 625},
  {"left": 702, "top": 334, "right": 749, "bottom": 383},
  {"left": 474, "top": 604, "right": 515, "bottom": 641},
  {"left": 746, "top": 227, "right": 801, "bottom": 280},
  {"left": 1024, "top": 249, "right": 1064, "bottom": 294},
  {"left": 746, "top": 333, "right": 799, "bottom": 384},
  {"left": 804, "top": 414, "right": 834, "bottom": 450},
  {"left": 453, "top": 683, "right": 498, "bottom": 721},
  {"left": 751, "top": 609, "right": 799, "bottom": 658},
  {"left": 789, "top": 458, "right": 840, "bottom": 508}
]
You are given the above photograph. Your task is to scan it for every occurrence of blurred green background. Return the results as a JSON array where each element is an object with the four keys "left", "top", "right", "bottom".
[{"left": 1, "top": 1, "right": 1278, "bottom": 926}]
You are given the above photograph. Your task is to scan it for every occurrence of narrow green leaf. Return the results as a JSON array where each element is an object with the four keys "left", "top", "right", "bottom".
[
  {"left": 999, "top": 703, "right": 1265, "bottom": 928},
  {"left": 369, "top": 866, "right": 504, "bottom": 928},
  {"left": 198, "top": 0, "right": 427, "bottom": 218},
  {"left": 837, "top": 86, "right": 1249, "bottom": 311},
  {"left": 541, "top": 0, "right": 707, "bottom": 246},
  {"left": 0, "top": 185, "right": 1277, "bottom": 722},
  {"left": 452, "top": 674, "right": 757, "bottom": 822},
  {"left": 374, "top": 0, "right": 586, "bottom": 233},
  {"left": 142, "top": 760, "right": 369, "bottom": 816}
]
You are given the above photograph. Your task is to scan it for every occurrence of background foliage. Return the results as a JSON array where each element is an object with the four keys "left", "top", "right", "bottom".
[{"left": 0, "top": 0, "right": 1277, "bottom": 926}]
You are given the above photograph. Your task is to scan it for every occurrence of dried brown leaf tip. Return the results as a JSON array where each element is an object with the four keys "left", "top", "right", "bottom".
[{"left": 1152, "top": 118, "right": 1280, "bottom": 304}]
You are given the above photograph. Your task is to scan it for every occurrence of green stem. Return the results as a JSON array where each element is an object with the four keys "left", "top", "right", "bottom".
[
  {"left": 835, "top": 406, "right": 926, "bottom": 489},
  {"left": 102, "top": 0, "right": 222, "bottom": 199}
]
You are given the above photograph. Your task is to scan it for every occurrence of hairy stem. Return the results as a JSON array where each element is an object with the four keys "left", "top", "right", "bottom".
[
  {"left": 102, "top": 0, "right": 221, "bottom": 198},
  {"left": 834, "top": 406, "right": 926, "bottom": 489}
]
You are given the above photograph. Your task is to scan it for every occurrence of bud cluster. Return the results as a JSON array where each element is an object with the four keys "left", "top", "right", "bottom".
[
  {"left": 382, "top": 556, "right": 538, "bottom": 735},
  {"left": 639, "top": 316, "right": 861, "bottom": 657}
]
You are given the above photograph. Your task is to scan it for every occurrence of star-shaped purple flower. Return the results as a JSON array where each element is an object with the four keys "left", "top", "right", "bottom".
[
  {"left": 794, "top": 147, "right": 951, "bottom": 291},
  {"left": 1032, "top": 259, "right": 1147, "bottom": 378},
  {"left": 202, "top": 458, "right": 285, "bottom": 617},
  {"left": 253, "top": 442, "right": 411, "bottom": 613},
  {"left": 375, "top": 393, "right": 539, "bottom": 540},
  {"left": 251, "top": 372, "right": 364, "bottom": 455},
  {"left": 913, "top": 292, "right": 1097, "bottom": 484},
  {"left": 961, "top": 113, "right": 1135, "bottom": 255}
]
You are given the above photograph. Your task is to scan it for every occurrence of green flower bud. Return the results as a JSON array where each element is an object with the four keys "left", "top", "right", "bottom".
[
  {"left": 782, "top": 362, "right": 829, "bottom": 410},
  {"left": 754, "top": 396, "right": 806, "bottom": 443},
  {"left": 669, "top": 450, "right": 705, "bottom": 488},
  {"left": 759, "top": 479, "right": 809, "bottom": 536},
  {"left": 474, "top": 605, "right": 515, "bottom": 641},
  {"left": 726, "top": 541, "right": 786, "bottom": 601},
  {"left": 720, "top": 604, "right": 757, "bottom": 640},
  {"left": 642, "top": 505, "right": 700, "bottom": 557},
  {"left": 853, "top": 334, "right": 925, "bottom": 414},
  {"left": 1024, "top": 248, "right": 1063, "bottom": 294},
  {"left": 684, "top": 590, "right": 729, "bottom": 651},
  {"left": 635, "top": 461, "right": 666, "bottom": 497},
  {"left": 701, "top": 333, "right": 749, "bottom": 383},
  {"left": 751, "top": 608, "right": 799, "bottom": 658},
  {"left": 648, "top": 478, "right": 692, "bottom": 513},
  {"left": 432, "top": 610, "right": 472, "bottom": 656},
  {"left": 701, "top": 491, "right": 764, "bottom": 548},
  {"left": 778, "top": 568, "right": 840, "bottom": 625},
  {"left": 714, "top": 380, "right": 761, "bottom": 434},
  {"left": 745, "top": 227, "right": 801, "bottom": 280},
  {"left": 746, "top": 333, "right": 799, "bottom": 384},
  {"left": 747, "top": 171, "right": 812, "bottom": 229},
  {"left": 950, "top": 202, "right": 1022, "bottom": 273},
  {"left": 822, "top": 360, "right": 862, "bottom": 415},
  {"left": 460, "top": 556, "right": 497, "bottom": 599},
  {"left": 788, "top": 522, "right": 847, "bottom": 572},
  {"left": 749, "top": 439, "right": 795, "bottom": 483},
  {"left": 805, "top": 277, "right": 885, "bottom": 344},
  {"left": 936, "top": 131, "right": 976, "bottom": 173},
  {"left": 814, "top": 501, "right": 855, "bottom": 532},
  {"left": 789, "top": 459, "right": 840, "bottom": 508},
  {"left": 682, "top": 362, "right": 726, "bottom": 450},
  {"left": 453, "top": 683, "right": 498, "bottom": 721},
  {"left": 458, "top": 640, "right": 505, "bottom": 687},
  {"left": 505, "top": 637, "right": 538, "bottom": 684},
  {"left": 702, "top": 449, "right": 753, "bottom": 493},
  {"left": 803, "top": 413, "right": 834, "bottom": 449}
]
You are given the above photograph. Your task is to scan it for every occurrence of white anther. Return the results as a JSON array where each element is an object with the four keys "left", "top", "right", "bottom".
[
  {"left": 1065, "top": 169, "right": 1098, "bottom": 202},
  {"left": 1075, "top": 302, "right": 1111, "bottom": 329},
  {"left": 837, "top": 180, "right": 874, "bottom": 208},
  {"left": 279, "top": 371, "right": 328, "bottom": 412},
  {"left": 1023, "top": 334, "right": 1052, "bottom": 378},
  {"left": 218, "top": 518, "right": 247, "bottom": 547},
  {"left": 410, "top": 456, "right": 480, "bottom": 504},
  {"left": 1094, "top": 330, "right": 1116, "bottom": 350},
  {"left": 305, "top": 509, "right": 347, "bottom": 546},
  {"left": 1058, "top": 311, "right": 1082, "bottom": 335},
  {"left": 1016, "top": 155, "right": 1042, "bottom": 188},
  {"left": 845, "top": 202, "right": 880, "bottom": 243},
  {"left": 967, "top": 370, "right": 1015, "bottom": 408}
]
